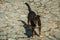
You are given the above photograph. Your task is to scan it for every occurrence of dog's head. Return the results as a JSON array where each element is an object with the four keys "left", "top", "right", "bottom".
[
  {"left": 36, "top": 15, "right": 40, "bottom": 18},
  {"left": 34, "top": 15, "right": 40, "bottom": 21}
]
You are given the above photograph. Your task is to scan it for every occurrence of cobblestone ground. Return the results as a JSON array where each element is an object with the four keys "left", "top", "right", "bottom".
[{"left": 0, "top": 0, "right": 60, "bottom": 40}]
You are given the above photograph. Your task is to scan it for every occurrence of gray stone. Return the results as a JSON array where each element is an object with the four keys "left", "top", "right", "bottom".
[
  {"left": 44, "top": 32, "right": 50, "bottom": 36},
  {"left": 18, "top": 38, "right": 27, "bottom": 40},
  {"left": 8, "top": 38, "right": 16, "bottom": 40},
  {"left": 55, "top": 32, "right": 60, "bottom": 39},
  {"left": 0, "top": 36, "right": 6, "bottom": 39},
  {"left": 0, "top": 12, "right": 5, "bottom": 18},
  {"left": 8, "top": 34, "right": 17, "bottom": 38},
  {"left": 0, "top": 32, "right": 6, "bottom": 35},
  {"left": 44, "top": 37, "right": 50, "bottom": 40},
  {"left": 41, "top": 26, "right": 50, "bottom": 32},
  {"left": 34, "top": 0, "right": 40, "bottom": 2},
  {"left": 41, "top": 17, "right": 48, "bottom": 23},
  {"left": 29, "top": 0, "right": 34, "bottom": 2},
  {"left": 48, "top": 36, "right": 57, "bottom": 40},
  {"left": 24, "top": 0, "right": 29, "bottom": 3}
]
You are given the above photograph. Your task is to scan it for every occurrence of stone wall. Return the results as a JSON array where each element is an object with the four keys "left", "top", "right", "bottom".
[{"left": 0, "top": 0, "right": 60, "bottom": 40}]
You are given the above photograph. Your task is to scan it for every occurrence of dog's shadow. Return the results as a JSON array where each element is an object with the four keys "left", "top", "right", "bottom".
[{"left": 18, "top": 20, "right": 38, "bottom": 38}]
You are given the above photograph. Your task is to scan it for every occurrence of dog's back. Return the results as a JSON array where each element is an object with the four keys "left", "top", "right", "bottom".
[{"left": 25, "top": 3, "right": 36, "bottom": 21}]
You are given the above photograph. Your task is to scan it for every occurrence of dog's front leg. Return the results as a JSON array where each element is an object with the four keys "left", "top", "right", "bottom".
[
  {"left": 39, "top": 26, "right": 41, "bottom": 37},
  {"left": 38, "top": 20, "right": 41, "bottom": 37}
]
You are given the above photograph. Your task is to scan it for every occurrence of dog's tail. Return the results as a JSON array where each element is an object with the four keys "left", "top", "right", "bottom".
[{"left": 25, "top": 3, "right": 32, "bottom": 12}]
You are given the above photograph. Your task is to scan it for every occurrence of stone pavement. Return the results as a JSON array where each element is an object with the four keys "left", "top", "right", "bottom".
[{"left": 0, "top": 0, "right": 60, "bottom": 40}]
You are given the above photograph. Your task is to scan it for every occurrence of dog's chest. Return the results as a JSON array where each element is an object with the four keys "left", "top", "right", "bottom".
[{"left": 34, "top": 20, "right": 38, "bottom": 27}]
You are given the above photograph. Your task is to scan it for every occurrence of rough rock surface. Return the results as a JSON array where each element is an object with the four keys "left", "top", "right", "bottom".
[{"left": 0, "top": 0, "right": 60, "bottom": 40}]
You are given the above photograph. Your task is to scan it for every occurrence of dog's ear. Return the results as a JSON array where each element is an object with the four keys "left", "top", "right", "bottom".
[{"left": 37, "top": 15, "right": 40, "bottom": 17}]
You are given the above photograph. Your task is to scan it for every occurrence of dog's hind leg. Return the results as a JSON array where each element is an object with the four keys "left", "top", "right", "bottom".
[{"left": 32, "top": 27, "right": 34, "bottom": 38}]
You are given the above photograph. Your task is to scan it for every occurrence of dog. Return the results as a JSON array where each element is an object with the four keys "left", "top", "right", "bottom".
[{"left": 25, "top": 3, "right": 41, "bottom": 38}]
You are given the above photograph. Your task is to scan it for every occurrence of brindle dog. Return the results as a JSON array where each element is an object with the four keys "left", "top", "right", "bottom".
[{"left": 25, "top": 3, "right": 41, "bottom": 38}]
